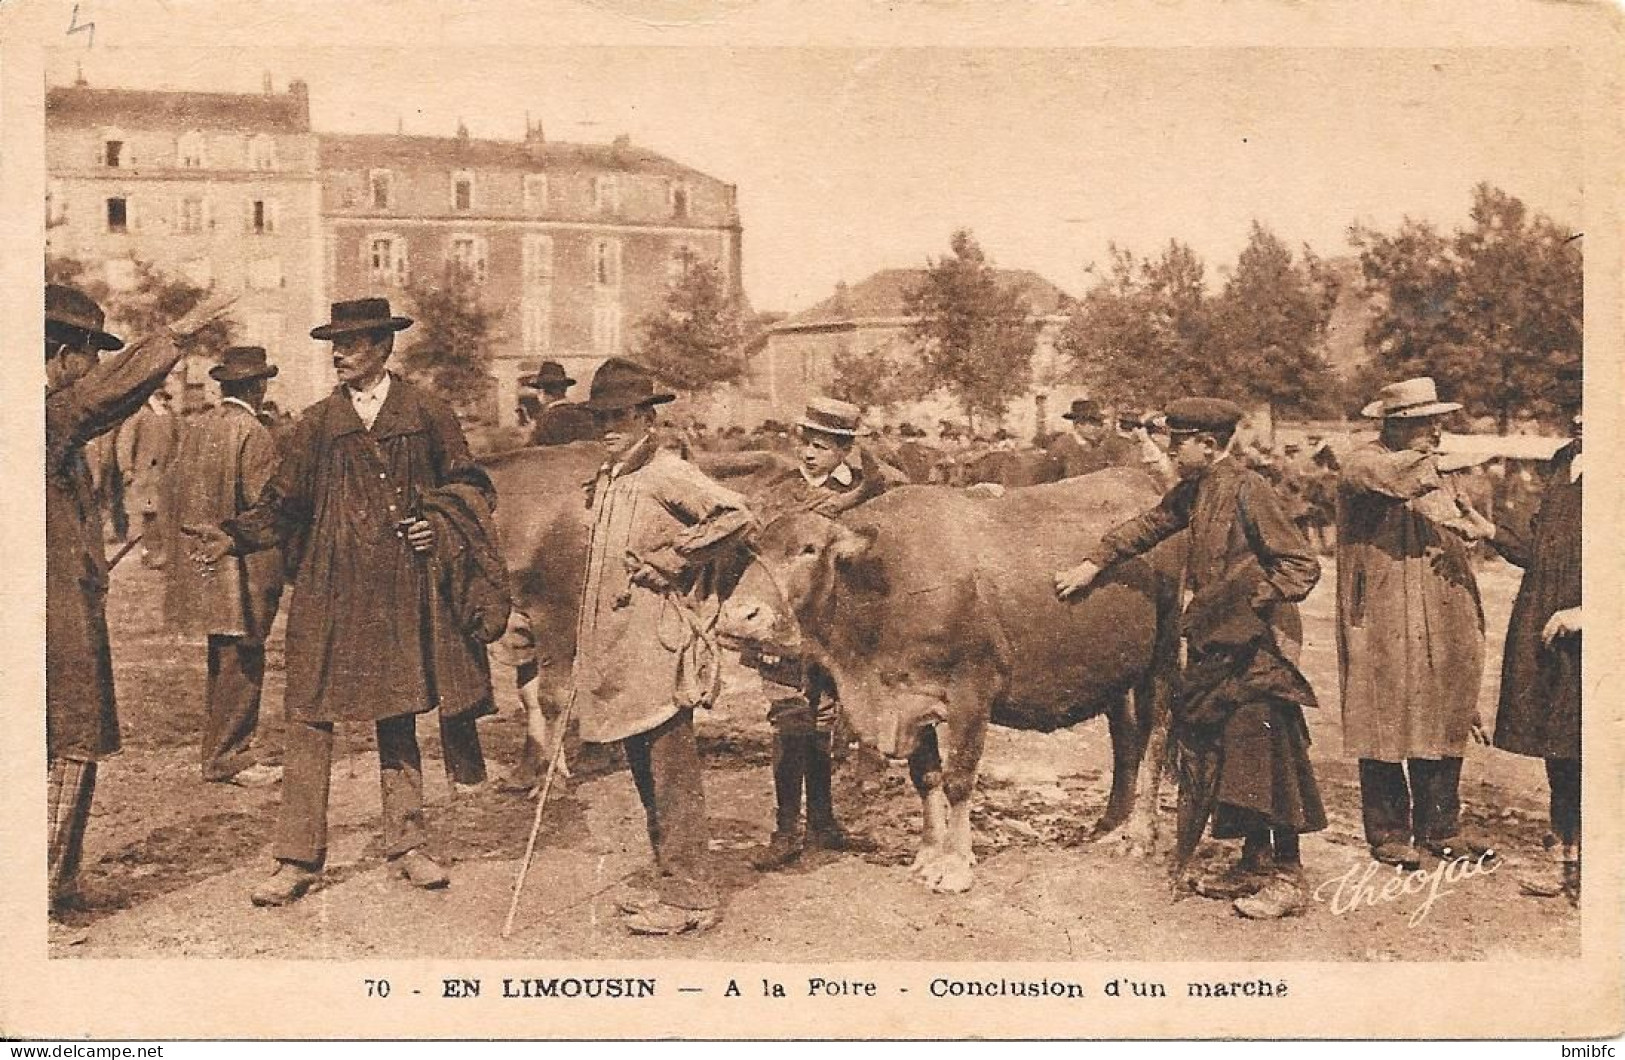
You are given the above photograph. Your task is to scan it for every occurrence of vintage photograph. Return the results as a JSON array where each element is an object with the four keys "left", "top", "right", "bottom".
[{"left": 4, "top": 0, "right": 1620, "bottom": 1042}]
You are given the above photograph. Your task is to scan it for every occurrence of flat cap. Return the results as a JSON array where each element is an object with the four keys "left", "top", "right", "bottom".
[{"left": 1164, "top": 397, "right": 1245, "bottom": 435}]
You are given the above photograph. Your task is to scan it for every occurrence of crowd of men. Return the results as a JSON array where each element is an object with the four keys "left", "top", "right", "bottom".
[{"left": 45, "top": 281, "right": 1582, "bottom": 938}]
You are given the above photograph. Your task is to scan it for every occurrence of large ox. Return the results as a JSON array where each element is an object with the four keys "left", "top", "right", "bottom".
[{"left": 716, "top": 469, "right": 1184, "bottom": 893}]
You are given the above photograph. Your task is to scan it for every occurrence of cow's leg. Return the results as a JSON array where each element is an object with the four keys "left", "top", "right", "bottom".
[
  {"left": 921, "top": 688, "right": 990, "bottom": 895},
  {"left": 1108, "top": 663, "right": 1175, "bottom": 858},
  {"left": 517, "top": 669, "right": 570, "bottom": 787},
  {"left": 907, "top": 726, "right": 948, "bottom": 878},
  {"left": 1093, "top": 689, "right": 1147, "bottom": 840}
]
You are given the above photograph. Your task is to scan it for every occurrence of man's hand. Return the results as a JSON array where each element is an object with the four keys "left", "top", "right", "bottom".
[
  {"left": 404, "top": 518, "right": 434, "bottom": 554},
  {"left": 180, "top": 523, "right": 232, "bottom": 569},
  {"left": 168, "top": 292, "right": 240, "bottom": 341},
  {"left": 628, "top": 561, "right": 674, "bottom": 593},
  {"left": 1541, "top": 607, "right": 1581, "bottom": 645},
  {"left": 1470, "top": 710, "right": 1491, "bottom": 746},
  {"left": 1054, "top": 560, "right": 1102, "bottom": 600},
  {"left": 1459, "top": 503, "right": 1497, "bottom": 542}
]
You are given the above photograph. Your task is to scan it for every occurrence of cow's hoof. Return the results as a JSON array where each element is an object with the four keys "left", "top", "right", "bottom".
[
  {"left": 1101, "top": 826, "right": 1156, "bottom": 859},
  {"left": 909, "top": 848, "right": 943, "bottom": 879},
  {"left": 929, "top": 858, "right": 975, "bottom": 894}
]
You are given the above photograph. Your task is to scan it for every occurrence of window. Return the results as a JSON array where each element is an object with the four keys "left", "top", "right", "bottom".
[
  {"left": 522, "top": 234, "right": 554, "bottom": 285},
  {"left": 248, "top": 256, "right": 283, "bottom": 290},
  {"left": 667, "top": 242, "right": 696, "bottom": 285},
  {"left": 593, "top": 174, "right": 619, "bottom": 214},
  {"left": 104, "top": 140, "right": 124, "bottom": 167},
  {"left": 592, "top": 238, "right": 621, "bottom": 287},
  {"left": 249, "top": 134, "right": 277, "bottom": 171},
  {"left": 369, "top": 169, "right": 394, "bottom": 210},
  {"left": 447, "top": 235, "right": 488, "bottom": 284},
  {"left": 103, "top": 258, "right": 136, "bottom": 290},
  {"left": 247, "top": 198, "right": 279, "bottom": 235},
  {"left": 178, "top": 131, "right": 205, "bottom": 168},
  {"left": 523, "top": 173, "right": 548, "bottom": 213},
  {"left": 366, "top": 234, "right": 408, "bottom": 286},
  {"left": 177, "top": 196, "right": 205, "bottom": 234},
  {"left": 669, "top": 181, "right": 690, "bottom": 220},
  {"left": 106, "top": 197, "right": 128, "bottom": 233},
  {"left": 522, "top": 300, "right": 551, "bottom": 354},
  {"left": 452, "top": 170, "right": 474, "bottom": 211},
  {"left": 181, "top": 258, "right": 212, "bottom": 289},
  {"left": 591, "top": 302, "right": 622, "bottom": 354}
]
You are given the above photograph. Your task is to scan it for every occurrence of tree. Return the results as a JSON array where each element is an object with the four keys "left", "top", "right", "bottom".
[
  {"left": 904, "top": 229, "right": 1039, "bottom": 432},
  {"left": 45, "top": 253, "right": 235, "bottom": 354},
  {"left": 1351, "top": 184, "right": 1581, "bottom": 429},
  {"left": 400, "top": 260, "right": 501, "bottom": 416},
  {"left": 1206, "top": 222, "right": 1343, "bottom": 417},
  {"left": 1055, "top": 240, "right": 1212, "bottom": 408},
  {"left": 635, "top": 247, "right": 748, "bottom": 394},
  {"left": 828, "top": 336, "right": 929, "bottom": 412}
]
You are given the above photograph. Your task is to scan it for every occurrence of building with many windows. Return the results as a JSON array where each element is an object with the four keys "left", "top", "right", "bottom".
[
  {"left": 321, "top": 121, "right": 743, "bottom": 422},
  {"left": 45, "top": 79, "right": 329, "bottom": 409}
]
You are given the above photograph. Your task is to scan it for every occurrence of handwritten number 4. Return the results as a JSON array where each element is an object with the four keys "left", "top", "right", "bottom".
[{"left": 68, "top": 2, "right": 95, "bottom": 47}]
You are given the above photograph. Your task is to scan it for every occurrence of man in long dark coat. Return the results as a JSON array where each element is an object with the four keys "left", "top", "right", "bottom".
[
  {"left": 46, "top": 284, "right": 233, "bottom": 914},
  {"left": 1476, "top": 396, "right": 1581, "bottom": 902},
  {"left": 163, "top": 346, "right": 286, "bottom": 787},
  {"left": 525, "top": 360, "right": 598, "bottom": 447},
  {"left": 184, "top": 298, "right": 500, "bottom": 907},
  {"left": 1056, "top": 397, "right": 1326, "bottom": 919}
]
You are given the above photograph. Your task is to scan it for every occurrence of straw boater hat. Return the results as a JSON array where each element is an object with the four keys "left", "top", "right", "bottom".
[
  {"left": 797, "top": 396, "right": 861, "bottom": 439},
  {"left": 309, "top": 297, "right": 413, "bottom": 341},
  {"left": 46, "top": 284, "right": 124, "bottom": 352},
  {"left": 1360, "top": 377, "right": 1462, "bottom": 419},
  {"left": 210, "top": 346, "right": 279, "bottom": 383},
  {"left": 582, "top": 357, "right": 675, "bottom": 411}
]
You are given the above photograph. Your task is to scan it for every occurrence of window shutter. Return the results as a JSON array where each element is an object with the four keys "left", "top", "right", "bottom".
[
  {"left": 203, "top": 196, "right": 215, "bottom": 232},
  {"left": 267, "top": 199, "right": 280, "bottom": 234}
]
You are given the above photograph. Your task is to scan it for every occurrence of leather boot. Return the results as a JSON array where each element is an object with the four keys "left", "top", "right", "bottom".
[
  {"left": 751, "top": 732, "right": 805, "bottom": 871},
  {"left": 805, "top": 732, "right": 877, "bottom": 853}
]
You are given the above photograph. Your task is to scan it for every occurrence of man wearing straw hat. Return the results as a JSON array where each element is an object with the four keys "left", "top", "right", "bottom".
[
  {"left": 184, "top": 298, "right": 500, "bottom": 906},
  {"left": 1335, "top": 376, "right": 1494, "bottom": 871},
  {"left": 572, "top": 357, "right": 753, "bottom": 935},
  {"left": 46, "top": 283, "right": 235, "bottom": 915},
  {"left": 163, "top": 346, "right": 286, "bottom": 788}
]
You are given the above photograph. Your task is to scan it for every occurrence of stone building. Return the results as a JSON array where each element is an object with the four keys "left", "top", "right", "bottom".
[
  {"left": 45, "top": 78, "right": 329, "bottom": 409},
  {"left": 320, "top": 122, "right": 743, "bottom": 423}
]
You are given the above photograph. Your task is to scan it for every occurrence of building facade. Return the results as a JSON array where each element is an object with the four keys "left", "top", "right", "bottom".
[
  {"left": 321, "top": 124, "right": 743, "bottom": 423},
  {"left": 45, "top": 80, "right": 329, "bottom": 409}
]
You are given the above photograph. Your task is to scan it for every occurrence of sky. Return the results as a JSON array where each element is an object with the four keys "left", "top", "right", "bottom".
[{"left": 44, "top": 40, "right": 1584, "bottom": 315}]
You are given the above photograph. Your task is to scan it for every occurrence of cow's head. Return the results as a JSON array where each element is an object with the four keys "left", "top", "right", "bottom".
[{"left": 717, "top": 511, "right": 877, "bottom": 657}]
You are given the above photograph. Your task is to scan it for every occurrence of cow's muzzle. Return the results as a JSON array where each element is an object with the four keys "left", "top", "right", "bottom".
[
  {"left": 717, "top": 595, "right": 800, "bottom": 656},
  {"left": 874, "top": 691, "right": 951, "bottom": 761}
]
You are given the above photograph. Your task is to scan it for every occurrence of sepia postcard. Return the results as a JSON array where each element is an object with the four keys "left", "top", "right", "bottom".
[{"left": 1, "top": 0, "right": 1621, "bottom": 1042}]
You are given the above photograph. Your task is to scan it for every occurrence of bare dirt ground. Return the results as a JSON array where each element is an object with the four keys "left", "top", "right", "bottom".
[{"left": 50, "top": 551, "right": 1578, "bottom": 961}]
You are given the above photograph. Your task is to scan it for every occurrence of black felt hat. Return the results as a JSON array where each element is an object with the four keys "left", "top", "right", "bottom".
[
  {"left": 46, "top": 284, "right": 124, "bottom": 352},
  {"left": 310, "top": 297, "right": 413, "bottom": 341}
]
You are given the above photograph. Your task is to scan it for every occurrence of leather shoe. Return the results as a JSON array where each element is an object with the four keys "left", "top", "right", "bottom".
[
  {"left": 623, "top": 902, "right": 721, "bottom": 936},
  {"left": 224, "top": 763, "right": 282, "bottom": 788},
  {"left": 1420, "top": 834, "right": 1496, "bottom": 862},
  {"left": 750, "top": 830, "right": 803, "bottom": 871},
  {"left": 1233, "top": 872, "right": 1306, "bottom": 920},
  {"left": 1194, "top": 862, "right": 1272, "bottom": 900},
  {"left": 1517, "top": 862, "right": 1567, "bottom": 898},
  {"left": 806, "top": 823, "right": 879, "bottom": 854},
  {"left": 394, "top": 850, "right": 450, "bottom": 889},
  {"left": 1370, "top": 841, "right": 1423, "bottom": 870},
  {"left": 251, "top": 862, "right": 319, "bottom": 907}
]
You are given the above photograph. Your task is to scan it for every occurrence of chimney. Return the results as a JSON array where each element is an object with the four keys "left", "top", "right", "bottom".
[
  {"left": 611, "top": 133, "right": 631, "bottom": 157},
  {"left": 288, "top": 79, "right": 310, "bottom": 127},
  {"left": 262, "top": 71, "right": 273, "bottom": 95},
  {"left": 524, "top": 114, "right": 546, "bottom": 144},
  {"left": 74, "top": 63, "right": 87, "bottom": 87},
  {"left": 456, "top": 118, "right": 470, "bottom": 140}
]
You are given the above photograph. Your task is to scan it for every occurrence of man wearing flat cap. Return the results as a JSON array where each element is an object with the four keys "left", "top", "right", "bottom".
[
  {"left": 716, "top": 396, "right": 889, "bottom": 871},
  {"left": 524, "top": 360, "right": 598, "bottom": 447},
  {"left": 572, "top": 357, "right": 754, "bottom": 936},
  {"left": 1056, "top": 397, "right": 1326, "bottom": 919},
  {"left": 163, "top": 347, "right": 286, "bottom": 788},
  {"left": 1335, "top": 377, "right": 1493, "bottom": 872},
  {"left": 46, "top": 283, "right": 235, "bottom": 915},
  {"left": 184, "top": 298, "right": 503, "bottom": 906}
]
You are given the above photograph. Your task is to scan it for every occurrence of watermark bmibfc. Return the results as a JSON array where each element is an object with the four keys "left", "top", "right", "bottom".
[{"left": 1313, "top": 852, "right": 1499, "bottom": 927}]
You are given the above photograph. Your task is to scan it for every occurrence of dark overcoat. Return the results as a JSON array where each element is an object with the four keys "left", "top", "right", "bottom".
[
  {"left": 163, "top": 401, "right": 284, "bottom": 639},
  {"left": 224, "top": 375, "right": 496, "bottom": 724},
  {"left": 47, "top": 336, "right": 184, "bottom": 761},
  {"left": 1491, "top": 443, "right": 1581, "bottom": 760}
]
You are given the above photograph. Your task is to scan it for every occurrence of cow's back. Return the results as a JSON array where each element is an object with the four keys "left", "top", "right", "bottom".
[{"left": 846, "top": 468, "right": 1179, "bottom": 729}]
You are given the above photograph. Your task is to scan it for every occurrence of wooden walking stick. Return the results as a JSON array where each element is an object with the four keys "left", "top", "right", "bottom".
[{"left": 501, "top": 686, "right": 577, "bottom": 939}]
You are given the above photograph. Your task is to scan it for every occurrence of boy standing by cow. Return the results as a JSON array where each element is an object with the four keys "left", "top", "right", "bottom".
[{"left": 1055, "top": 397, "right": 1326, "bottom": 919}]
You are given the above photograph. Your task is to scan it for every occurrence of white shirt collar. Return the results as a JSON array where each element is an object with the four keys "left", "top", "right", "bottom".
[
  {"left": 347, "top": 372, "right": 391, "bottom": 405},
  {"left": 802, "top": 461, "right": 854, "bottom": 489},
  {"left": 220, "top": 396, "right": 258, "bottom": 416},
  {"left": 1569, "top": 451, "right": 1583, "bottom": 483}
]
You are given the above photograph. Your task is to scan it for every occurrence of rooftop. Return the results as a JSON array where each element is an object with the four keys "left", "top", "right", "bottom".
[
  {"left": 320, "top": 132, "right": 718, "bottom": 182},
  {"left": 46, "top": 84, "right": 311, "bottom": 133},
  {"left": 776, "top": 267, "right": 1073, "bottom": 331}
]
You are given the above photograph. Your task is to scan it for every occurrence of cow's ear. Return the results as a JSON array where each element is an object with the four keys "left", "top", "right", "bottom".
[{"left": 832, "top": 522, "right": 879, "bottom": 563}]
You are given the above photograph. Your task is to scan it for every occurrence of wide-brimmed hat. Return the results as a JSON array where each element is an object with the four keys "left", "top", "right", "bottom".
[
  {"left": 797, "top": 396, "right": 861, "bottom": 438},
  {"left": 1062, "top": 397, "right": 1104, "bottom": 424},
  {"left": 523, "top": 360, "right": 575, "bottom": 391},
  {"left": 1360, "top": 377, "right": 1462, "bottom": 419},
  {"left": 309, "top": 297, "right": 413, "bottom": 341},
  {"left": 210, "top": 346, "right": 279, "bottom": 383},
  {"left": 582, "top": 357, "right": 675, "bottom": 412},
  {"left": 46, "top": 284, "right": 124, "bottom": 351}
]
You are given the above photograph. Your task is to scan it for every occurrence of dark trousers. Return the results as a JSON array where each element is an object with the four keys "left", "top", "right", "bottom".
[
  {"left": 1358, "top": 757, "right": 1463, "bottom": 847},
  {"left": 274, "top": 714, "right": 428, "bottom": 867},
  {"left": 48, "top": 759, "right": 97, "bottom": 902},
  {"left": 439, "top": 709, "right": 487, "bottom": 787},
  {"left": 202, "top": 635, "right": 268, "bottom": 782},
  {"left": 1546, "top": 757, "right": 1580, "bottom": 847},
  {"left": 624, "top": 709, "right": 716, "bottom": 910}
]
